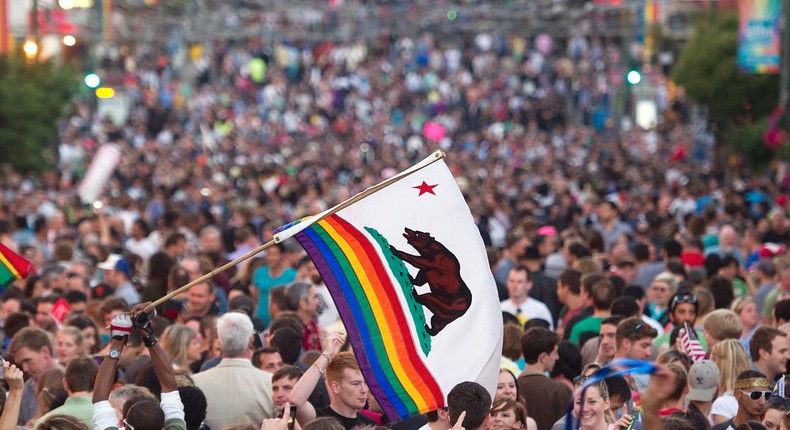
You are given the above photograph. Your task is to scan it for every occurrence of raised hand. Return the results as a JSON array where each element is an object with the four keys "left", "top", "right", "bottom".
[
  {"left": 260, "top": 401, "right": 290, "bottom": 430},
  {"left": 130, "top": 302, "right": 156, "bottom": 334},
  {"left": 614, "top": 405, "right": 633, "bottom": 430},
  {"left": 4, "top": 363, "right": 23, "bottom": 392},
  {"left": 322, "top": 332, "right": 346, "bottom": 360},
  {"left": 110, "top": 314, "right": 133, "bottom": 340}
]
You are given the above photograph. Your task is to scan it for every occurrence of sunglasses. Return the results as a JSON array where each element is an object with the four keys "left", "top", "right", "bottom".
[
  {"left": 572, "top": 375, "right": 590, "bottom": 386},
  {"left": 123, "top": 418, "right": 135, "bottom": 430},
  {"left": 769, "top": 395, "right": 790, "bottom": 408},
  {"left": 740, "top": 390, "right": 772, "bottom": 401},
  {"left": 626, "top": 322, "right": 646, "bottom": 337},
  {"left": 670, "top": 294, "right": 697, "bottom": 309}
]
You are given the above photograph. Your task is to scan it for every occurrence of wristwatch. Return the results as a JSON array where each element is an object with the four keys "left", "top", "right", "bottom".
[{"left": 106, "top": 348, "right": 121, "bottom": 360}]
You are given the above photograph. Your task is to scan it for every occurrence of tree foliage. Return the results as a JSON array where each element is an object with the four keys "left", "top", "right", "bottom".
[
  {"left": 0, "top": 56, "right": 77, "bottom": 173},
  {"left": 672, "top": 11, "right": 779, "bottom": 130}
]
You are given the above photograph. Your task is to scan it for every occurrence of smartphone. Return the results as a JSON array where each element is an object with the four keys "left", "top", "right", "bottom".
[{"left": 287, "top": 405, "right": 297, "bottom": 430}]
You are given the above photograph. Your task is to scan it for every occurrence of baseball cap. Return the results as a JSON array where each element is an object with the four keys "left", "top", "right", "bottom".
[
  {"left": 97, "top": 254, "right": 131, "bottom": 278},
  {"left": 687, "top": 359, "right": 720, "bottom": 402}
]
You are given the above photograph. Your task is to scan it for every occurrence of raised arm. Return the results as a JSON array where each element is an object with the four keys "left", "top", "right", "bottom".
[
  {"left": 641, "top": 365, "right": 676, "bottom": 429},
  {"left": 0, "top": 363, "right": 25, "bottom": 429},
  {"left": 93, "top": 315, "right": 133, "bottom": 403},
  {"left": 93, "top": 314, "right": 133, "bottom": 430},
  {"left": 289, "top": 332, "right": 344, "bottom": 406},
  {"left": 131, "top": 302, "right": 185, "bottom": 424}
]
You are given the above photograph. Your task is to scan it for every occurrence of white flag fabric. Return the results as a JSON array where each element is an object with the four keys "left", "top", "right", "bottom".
[{"left": 275, "top": 151, "right": 502, "bottom": 420}]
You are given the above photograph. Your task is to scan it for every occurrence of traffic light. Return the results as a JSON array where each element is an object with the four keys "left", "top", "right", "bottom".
[
  {"left": 84, "top": 73, "right": 101, "bottom": 89},
  {"left": 626, "top": 69, "right": 642, "bottom": 85}
]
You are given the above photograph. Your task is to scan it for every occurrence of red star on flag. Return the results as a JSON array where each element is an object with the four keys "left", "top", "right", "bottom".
[{"left": 413, "top": 181, "right": 438, "bottom": 196}]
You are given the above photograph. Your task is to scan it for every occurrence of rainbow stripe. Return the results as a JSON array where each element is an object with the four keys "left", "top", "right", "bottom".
[
  {"left": 0, "top": 243, "right": 34, "bottom": 288},
  {"left": 293, "top": 214, "right": 444, "bottom": 419}
]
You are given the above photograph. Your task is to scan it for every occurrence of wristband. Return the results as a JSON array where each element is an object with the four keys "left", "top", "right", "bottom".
[
  {"left": 311, "top": 363, "right": 324, "bottom": 375},
  {"left": 321, "top": 353, "right": 331, "bottom": 363},
  {"left": 143, "top": 334, "right": 158, "bottom": 347}
]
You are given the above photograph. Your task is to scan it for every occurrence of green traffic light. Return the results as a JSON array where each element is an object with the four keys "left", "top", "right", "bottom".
[{"left": 84, "top": 73, "right": 101, "bottom": 89}]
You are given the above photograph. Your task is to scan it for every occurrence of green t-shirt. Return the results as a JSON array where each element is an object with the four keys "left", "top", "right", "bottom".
[
  {"left": 733, "top": 278, "right": 749, "bottom": 298},
  {"left": 570, "top": 316, "right": 606, "bottom": 345}
]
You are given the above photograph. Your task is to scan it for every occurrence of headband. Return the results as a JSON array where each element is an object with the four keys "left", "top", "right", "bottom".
[{"left": 735, "top": 377, "right": 772, "bottom": 390}]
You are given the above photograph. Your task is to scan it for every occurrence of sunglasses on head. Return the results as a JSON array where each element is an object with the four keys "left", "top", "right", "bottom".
[
  {"left": 740, "top": 390, "right": 772, "bottom": 401},
  {"left": 572, "top": 375, "right": 590, "bottom": 386},
  {"left": 671, "top": 294, "right": 697, "bottom": 309},
  {"left": 627, "top": 322, "right": 646, "bottom": 337},
  {"left": 769, "top": 395, "right": 790, "bottom": 408}
]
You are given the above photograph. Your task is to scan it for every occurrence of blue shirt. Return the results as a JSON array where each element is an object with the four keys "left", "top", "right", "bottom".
[{"left": 252, "top": 266, "right": 296, "bottom": 325}]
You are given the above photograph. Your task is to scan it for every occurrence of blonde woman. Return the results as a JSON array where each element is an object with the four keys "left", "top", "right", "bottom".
[
  {"left": 161, "top": 324, "right": 203, "bottom": 374},
  {"left": 573, "top": 380, "right": 634, "bottom": 430},
  {"left": 710, "top": 339, "right": 751, "bottom": 424},
  {"left": 55, "top": 327, "right": 86, "bottom": 364},
  {"left": 731, "top": 296, "right": 760, "bottom": 355}
]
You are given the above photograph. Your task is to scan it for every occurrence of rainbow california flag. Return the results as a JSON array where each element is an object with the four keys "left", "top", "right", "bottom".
[{"left": 274, "top": 151, "right": 502, "bottom": 421}]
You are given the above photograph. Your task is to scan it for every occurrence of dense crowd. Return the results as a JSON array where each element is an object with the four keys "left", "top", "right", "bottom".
[{"left": 0, "top": 16, "right": 789, "bottom": 430}]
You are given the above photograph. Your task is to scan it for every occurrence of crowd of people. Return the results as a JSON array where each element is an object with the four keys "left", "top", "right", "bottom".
[{"left": 0, "top": 10, "right": 790, "bottom": 430}]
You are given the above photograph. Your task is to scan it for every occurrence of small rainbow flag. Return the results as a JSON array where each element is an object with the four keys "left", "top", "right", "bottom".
[
  {"left": 275, "top": 152, "right": 502, "bottom": 420},
  {"left": 0, "top": 243, "right": 34, "bottom": 288}
]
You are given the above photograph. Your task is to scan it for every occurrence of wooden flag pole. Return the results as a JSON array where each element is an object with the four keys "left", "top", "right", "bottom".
[{"left": 142, "top": 238, "right": 277, "bottom": 313}]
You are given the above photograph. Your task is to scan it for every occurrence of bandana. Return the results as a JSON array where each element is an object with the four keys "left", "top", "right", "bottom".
[{"left": 734, "top": 377, "right": 772, "bottom": 390}]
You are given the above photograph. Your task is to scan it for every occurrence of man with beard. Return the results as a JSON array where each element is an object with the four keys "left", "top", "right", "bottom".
[{"left": 296, "top": 257, "right": 338, "bottom": 329}]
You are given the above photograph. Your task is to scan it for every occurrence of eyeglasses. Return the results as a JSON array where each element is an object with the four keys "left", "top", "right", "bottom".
[
  {"left": 769, "top": 395, "right": 790, "bottom": 408},
  {"left": 123, "top": 418, "right": 135, "bottom": 430},
  {"left": 670, "top": 294, "right": 697, "bottom": 309},
  {"left": 740, "top": 390, "right": 772, "bottom": 401}
]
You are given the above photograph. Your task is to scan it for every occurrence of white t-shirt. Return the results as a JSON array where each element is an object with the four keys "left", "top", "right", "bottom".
[
  {"left": 501, "top": 298, "right": 554, "bottom": 330},
  {"left": 710, "top": 392, "right": 738, "bottom": 424}
]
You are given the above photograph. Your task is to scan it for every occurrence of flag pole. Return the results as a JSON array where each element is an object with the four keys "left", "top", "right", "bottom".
[
  {"left": 139, "top": 150, "right": 446, "bottom": 314},
  {"left": 274, "top": 150, "right": 446, "bottom": 243},
  {"left": 142, "top": 238, "right": 277, "bottom": 313}
]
